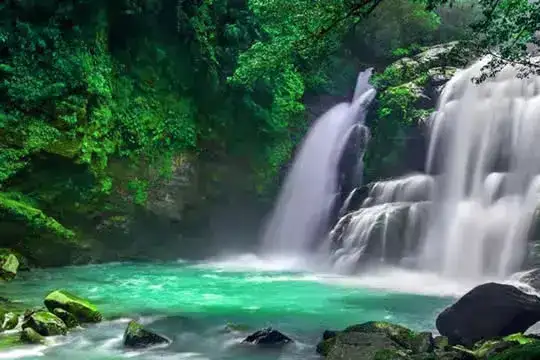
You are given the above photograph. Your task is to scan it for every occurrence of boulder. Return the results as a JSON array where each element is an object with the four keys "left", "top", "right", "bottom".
[
  {"left": 317, "top": 321, "right": 439, "bottom": 360},
  {"left": 22, "top": 311, "right": 67, "bottom": 336},
  {"left": 436, "top": 283, "right": 540, "bottom": 346},
  {"left": 52, "top": 308, "right": 78, "bottom": 328},
  {"left": 243, "top": 328, "right": 293, "bottom": 346},
  {"left": 0, "top": 252, "right": 19, "bottom": 281},
  {"left": 20, "top": 327, "right": 45, "bottom": 344},
  {"left": 44, "top": 290, "right": 101, "bottom": 323},
  {"left": 2, "top": 312, "right": 19, "bottom": 330},
  {"left": 123, "top": 320, "right": 170, "bottom": 348}
]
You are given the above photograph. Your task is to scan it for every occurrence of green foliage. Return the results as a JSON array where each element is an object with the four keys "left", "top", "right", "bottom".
[
  {"left": 0, "top": 0, "right": 533, "bottom": 259},
  {"left": 0, "top": 192, "right": 74, "bottom": 239},
  {"left": 127, "top": 179, "right": 149, "bottom": 206}
]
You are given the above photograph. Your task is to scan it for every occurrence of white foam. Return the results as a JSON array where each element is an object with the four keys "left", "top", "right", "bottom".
[
  {"left": 0, "top": 346, "right": 47, "bottom": 359},
  {"left": 191, "top": 254, "right": 312, "bottom": 272}
]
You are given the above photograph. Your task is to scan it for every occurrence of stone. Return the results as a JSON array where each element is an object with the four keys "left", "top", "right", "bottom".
[
  {"left": 2, "top": 312, "right": 18, "bottom": 330},
  {"left": 52, "top": 308, "right": 78, "bottom": 328},
  {"left": 22, "top": 311, "right": 67, "bottom": 336},
  {"left": 20, "top": 327, "right": 45, "bottom": 344},
  {"left": 44, "top": 290, "right": 102, "bottom": 323},
  {"left": 0, "top": 252, "right": 19, "bottom": 281},
  {"left": 434, "top": 336, "right": 450, "bottom": 351},
  {"left": 411, "top": 332, "right": 434, "bottom": 353},
  {"left": 243, "top": 328, "right": 293, "bottom": 346},
  {"left": 317, "top": 321, "right": 437, "bottom": 360},
  {"left": 123, "top": 320, "right": 170, "bottom": 348},
  {"left": 436, "top": 282, "right": 540, "bottom": 347}
]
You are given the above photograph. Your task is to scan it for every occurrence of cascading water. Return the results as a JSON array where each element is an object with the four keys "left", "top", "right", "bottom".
[
  {"left": 420, "top": 59, "right": 540, "bottom": 278},
  {"left": 260, "top": 69, "right": 376, "bottom": 255},
  {"left": 329, "top": 58, "right": 540, "bottom": 280}
]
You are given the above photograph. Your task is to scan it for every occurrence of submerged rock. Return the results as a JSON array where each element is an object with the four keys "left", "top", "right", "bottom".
[
  {"left": 243, "top": 328, "right": 293, "bottom": 346},
  {"left": 20, "top": 327, "right": 45, "bottom": 344},
  {"left": 436, "top": 283, "right": 540, "bottom": 346},
  {"left": 123, "top": 320, "right": 170, "bottom": 348},
  {"left": 52, "top": 308, "right": 79, "bottom": 329},
  {"left": 0, "top": 252, "right": 19, "bottom": 281},
  {"left": 22, "top": 311, "right": 67, "bottom": 336},
  {"left": 44, "top": 290, "right": 102, "bottom": 323}
]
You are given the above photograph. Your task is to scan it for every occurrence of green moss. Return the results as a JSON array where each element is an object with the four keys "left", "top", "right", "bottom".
[
  {"left": 0, "top": 333, "right": 23, "bottom": 349},
  {"left": 0, "top": 193, "right": 74, "bottom": 240},
  {"left": 44, "top": 290, "right": 102, "bottom": 323},
  {"left": 52, "top": 308, "right": 79, "bottom": 329},
  {"left": 503, "top": 333, "right": 535, "bottom": 345},
  {"left": 22, "top": 311, "right": 67, "bottom": 336},
  {"left": 0, "top": 253, "right": 19, "bottom": 281},
  {"left": 489, "top": 342, "right": 540, "bottom": 360},
  {"left": 2, "top": 312, "right": 19, "bottom": 331}
]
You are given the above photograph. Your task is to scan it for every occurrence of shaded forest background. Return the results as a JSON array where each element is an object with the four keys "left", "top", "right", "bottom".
[{"left": 0, "top": 0, "right": 538, "bottom": 266}]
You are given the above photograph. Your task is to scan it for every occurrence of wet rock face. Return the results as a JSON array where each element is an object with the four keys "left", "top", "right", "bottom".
[{"left": 436, "top": 282, "right": 540, "bottom": 347}]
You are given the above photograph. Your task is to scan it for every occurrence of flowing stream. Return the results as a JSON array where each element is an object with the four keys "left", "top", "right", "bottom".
[{"left": 0, "top": 257, "right": 457, "bottom": 359}]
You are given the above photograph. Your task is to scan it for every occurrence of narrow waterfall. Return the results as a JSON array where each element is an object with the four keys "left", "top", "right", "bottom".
[
  {"left": 260, "top": 69, "right": 376, "bottom": 255},
  {"left": 329, "top": 59, "right": 540, "bottom": 279}
]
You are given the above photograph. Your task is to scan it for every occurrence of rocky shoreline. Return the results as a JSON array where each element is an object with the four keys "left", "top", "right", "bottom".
[{"left": 2, "top": 249, "right": 540, "bottom": 359}]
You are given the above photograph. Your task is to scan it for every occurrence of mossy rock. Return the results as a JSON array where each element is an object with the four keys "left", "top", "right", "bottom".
[
  {"left": 52, "top": 308, "right": 79, "bottom": 329},
  {"left": 2, "top": 312, "right": 19, "bottom": 330},
  {"left": 318, "top": 322, "right": 442, "bottom": 360},
  {"left": 123, "top": 320, "right": 170, "bottom": 348},
  {"left": 20, "top": 327, "right": 46, "bottom": 344},
  {"left": 22, "top": 311, "right": 67, "bottom": 336},
  {"left": 343, "top": 321, "right": 419, "bottom": 350},
  {"left": 44, "top": 290, "right": 101, "bottom": 323},
  {"left": 323, "top": 331, "right": 411, "bottom": 360},
  {"left": 0, "top": 252, "right": 19, "bottom": 281},
  {"left": 488, "top": 341, "right": 540, "bottom": 360},
  {"left": 434, "top": 336, "right": 450, "bottom": 351}
]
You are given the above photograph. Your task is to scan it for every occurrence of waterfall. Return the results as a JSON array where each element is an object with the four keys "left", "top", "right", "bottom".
[
  {"left": 420, "top": 60, "right": 540, "bottom": 278},
  {"left": 328, "top": 59, "right": 540, "bottom": 279},
  {"left": 260, "top": 69, "right": 377, "bottom": 255}
]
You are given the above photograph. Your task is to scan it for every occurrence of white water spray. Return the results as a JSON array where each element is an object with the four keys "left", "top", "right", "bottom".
[
  {"left": 260, "top": 70, "right": 376, "bottom": 254},
  {"left": 328, "top": 59, "right": 540, "bottom": 280},
  {"left": 420, "top": 60, "right": 540, "bottom": 278}
]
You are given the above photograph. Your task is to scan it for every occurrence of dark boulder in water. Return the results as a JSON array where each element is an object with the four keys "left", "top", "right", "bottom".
[
  {"left": 243, "top": 328, "right": 293, "bottom": 346},
  {"left": 123, "top": 320, "right": 170, "bottom": 348},
  {"left": 436, "top": 282, "right": 540, "bottom": 346}
]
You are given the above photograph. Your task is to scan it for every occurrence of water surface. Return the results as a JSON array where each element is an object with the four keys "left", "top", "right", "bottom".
[{"left": 0, "top": 255, "right": 456, "bottom": 359}]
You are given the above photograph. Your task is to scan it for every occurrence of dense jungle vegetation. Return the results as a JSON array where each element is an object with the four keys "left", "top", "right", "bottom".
[{"left": 0, "top": 0, "right": 539, "bottom": 265}]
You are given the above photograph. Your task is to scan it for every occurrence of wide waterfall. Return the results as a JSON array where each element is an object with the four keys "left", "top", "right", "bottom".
[
  {"left": 260, "top": 69, "right": 376, "bottom": 254},
  {"left": 329, "top": 59, "right": 540, "bottom": 280}
]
